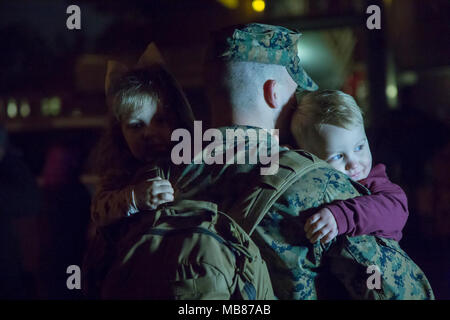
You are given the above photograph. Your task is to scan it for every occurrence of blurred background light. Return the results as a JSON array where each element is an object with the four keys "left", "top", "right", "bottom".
[
  {"left": 41, "top": 96, "right": 61, "bottom": 117},
  {"left": 386, "top": 84, "right": 398, "bottom": 99},
  {"left": 386, "top": 53, "right": 399, "bottom": 109},
  {"left": 7, "top": 98, "right": 18, "bottom": 118},
  {"left": 217, "top": 0, "right": 239, "bottom": 9},
  {"left": 296, "top": 29, "right": 356, "bottom": 90},
  {"left": 252, "top": 0, "right": 265, "bottom": 12},
  {"left": 49, "top": 96, "right": 61, "bottom": 116},
  {"left": 20, "top": 99, "right": 31, "bottom": 118},
  {"left": 398, "top": 71, "right": 419, "bottom": 86}
]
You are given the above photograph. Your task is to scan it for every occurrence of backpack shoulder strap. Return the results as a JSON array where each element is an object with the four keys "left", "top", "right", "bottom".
[{"left": 229, "top": 149, "right": 326, "bottom": 235}]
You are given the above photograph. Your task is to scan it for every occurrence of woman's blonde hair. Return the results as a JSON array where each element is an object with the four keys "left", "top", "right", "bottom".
[
  {"left": 291, "top": 90, "right": 364, "bottom": 150},
  {"left": 93, "top": 64, "right": 195, "bottom": 188}
]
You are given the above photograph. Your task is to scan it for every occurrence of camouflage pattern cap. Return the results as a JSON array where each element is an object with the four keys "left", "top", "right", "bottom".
[{"left": 210, "top": 23, "right": 318, "bottom": 91}]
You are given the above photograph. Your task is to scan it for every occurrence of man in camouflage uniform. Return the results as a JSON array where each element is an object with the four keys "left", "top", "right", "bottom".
[{"left": 170, "top": 23, "right": 434, "bottom": 299}]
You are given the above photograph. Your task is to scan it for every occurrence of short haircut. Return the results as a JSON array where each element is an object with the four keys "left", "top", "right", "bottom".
[
  {"left": 291, "top": 90, "right": 364, "bottom": 150},
  {"left": 204, "top": 59, "right": 292, "bottom": 117}
]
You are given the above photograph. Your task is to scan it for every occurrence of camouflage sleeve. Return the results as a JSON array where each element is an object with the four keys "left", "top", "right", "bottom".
[
  {"left": 255, "top": 165, "right": 435, "bottom": 300},
  {"left": 90, "top": 180, "right": 139, "bottom": 228},
  {"left": 282, "top": 167, "right": 360, "bottom": 214},
  {"left": 320, "top": 169, "right": 362, "bottom": 204},
  {"left": 256, "top": 166, "right": 360, "bottom": 247},
  {"left": 253, "top": 166, "right": 361, "bottom": 299}
]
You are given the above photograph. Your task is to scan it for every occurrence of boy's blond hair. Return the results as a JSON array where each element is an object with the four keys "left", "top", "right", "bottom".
[{"left": 291, "top": 90, "right": 364, "bottom": 151}]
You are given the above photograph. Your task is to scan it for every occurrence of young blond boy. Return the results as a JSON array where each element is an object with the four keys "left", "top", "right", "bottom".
[{"left": 291, "top": 90, "right": 408, "bottom": 244}]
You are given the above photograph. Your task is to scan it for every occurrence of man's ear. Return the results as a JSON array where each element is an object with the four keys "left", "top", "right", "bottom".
[{"left": 263, "top": 79, "right": 278, "bottom": 109}]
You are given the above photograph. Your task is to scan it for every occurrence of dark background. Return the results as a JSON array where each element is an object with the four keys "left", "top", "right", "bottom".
[{"left": 0, "top": 0, "right": 449, "bottom": 299}]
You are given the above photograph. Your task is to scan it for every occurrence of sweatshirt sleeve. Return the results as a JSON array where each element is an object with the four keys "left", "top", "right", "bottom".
[
  {"left": 90, "top": 179, "right": 139, "bottom": 228},
  {"left": 326, "top": 164, "right": 409, "bottom": 241}
]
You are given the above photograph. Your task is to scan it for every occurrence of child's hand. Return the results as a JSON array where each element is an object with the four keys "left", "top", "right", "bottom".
[
  {"left": 133, "top": 177, "right": 174, "bottom": 210},
  {"left": 304, "top": 207, "right": 338, "bottom": 244}
]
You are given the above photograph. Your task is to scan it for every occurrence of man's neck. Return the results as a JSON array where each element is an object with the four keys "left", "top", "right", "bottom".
[{"left": 211, "top": 112, "right": 274, "bottom": 130}]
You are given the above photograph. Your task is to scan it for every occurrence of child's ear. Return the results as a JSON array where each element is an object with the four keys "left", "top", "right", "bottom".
[{"left": 263, "top": 79, "right": 278, "bottom": 109}]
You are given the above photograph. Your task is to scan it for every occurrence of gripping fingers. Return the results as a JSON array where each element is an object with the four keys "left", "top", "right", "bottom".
[
  {"left": 306, "top": 219, "right": 326, "bottom": 239},
  {"left": 304, "top": 214, "right": 320, "bottom": 232},
  {"left": 158, "top": 192, "right": 174, "bottom": 202},
  {"left": 310, "top": 226, "right": 331, "bottom": 243},
  {"left": 149, "top": 192, "right": 174, "bottom": 207},
  {"left": 147, "top": 179, "right": 174, "bottom": 195},
  {"left": 320, "top": 229, "right": 338, "bottom": 244},
  {"left": 151, "top": 184, "right": 174, "bottom": 196},
  {"left": 149, "top": 179, "right": 172, "bottom": 188}
]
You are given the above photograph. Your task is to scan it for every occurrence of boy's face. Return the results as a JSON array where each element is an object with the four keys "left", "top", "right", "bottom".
[
  {"left": 313, "top": 123, "right": 372, "bottom": 181},
  {"left": 121, "top": 96, "right": 174, "bottom": 162}
]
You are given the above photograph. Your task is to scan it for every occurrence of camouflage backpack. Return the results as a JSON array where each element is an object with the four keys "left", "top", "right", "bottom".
[{"left": 82, "top": 150, "right": 326, "bottom": 299}]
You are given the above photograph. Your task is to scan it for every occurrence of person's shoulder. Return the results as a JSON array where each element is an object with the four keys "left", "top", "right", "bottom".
[
  {"left": 288, "top": 163, "right": 353, "bottom": 193},
  {"left": 278, "top": 152, "right": 359, "bottom": 210},
  {"left": 268, "top": 149, "right": 358, "bottom": 198}
]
